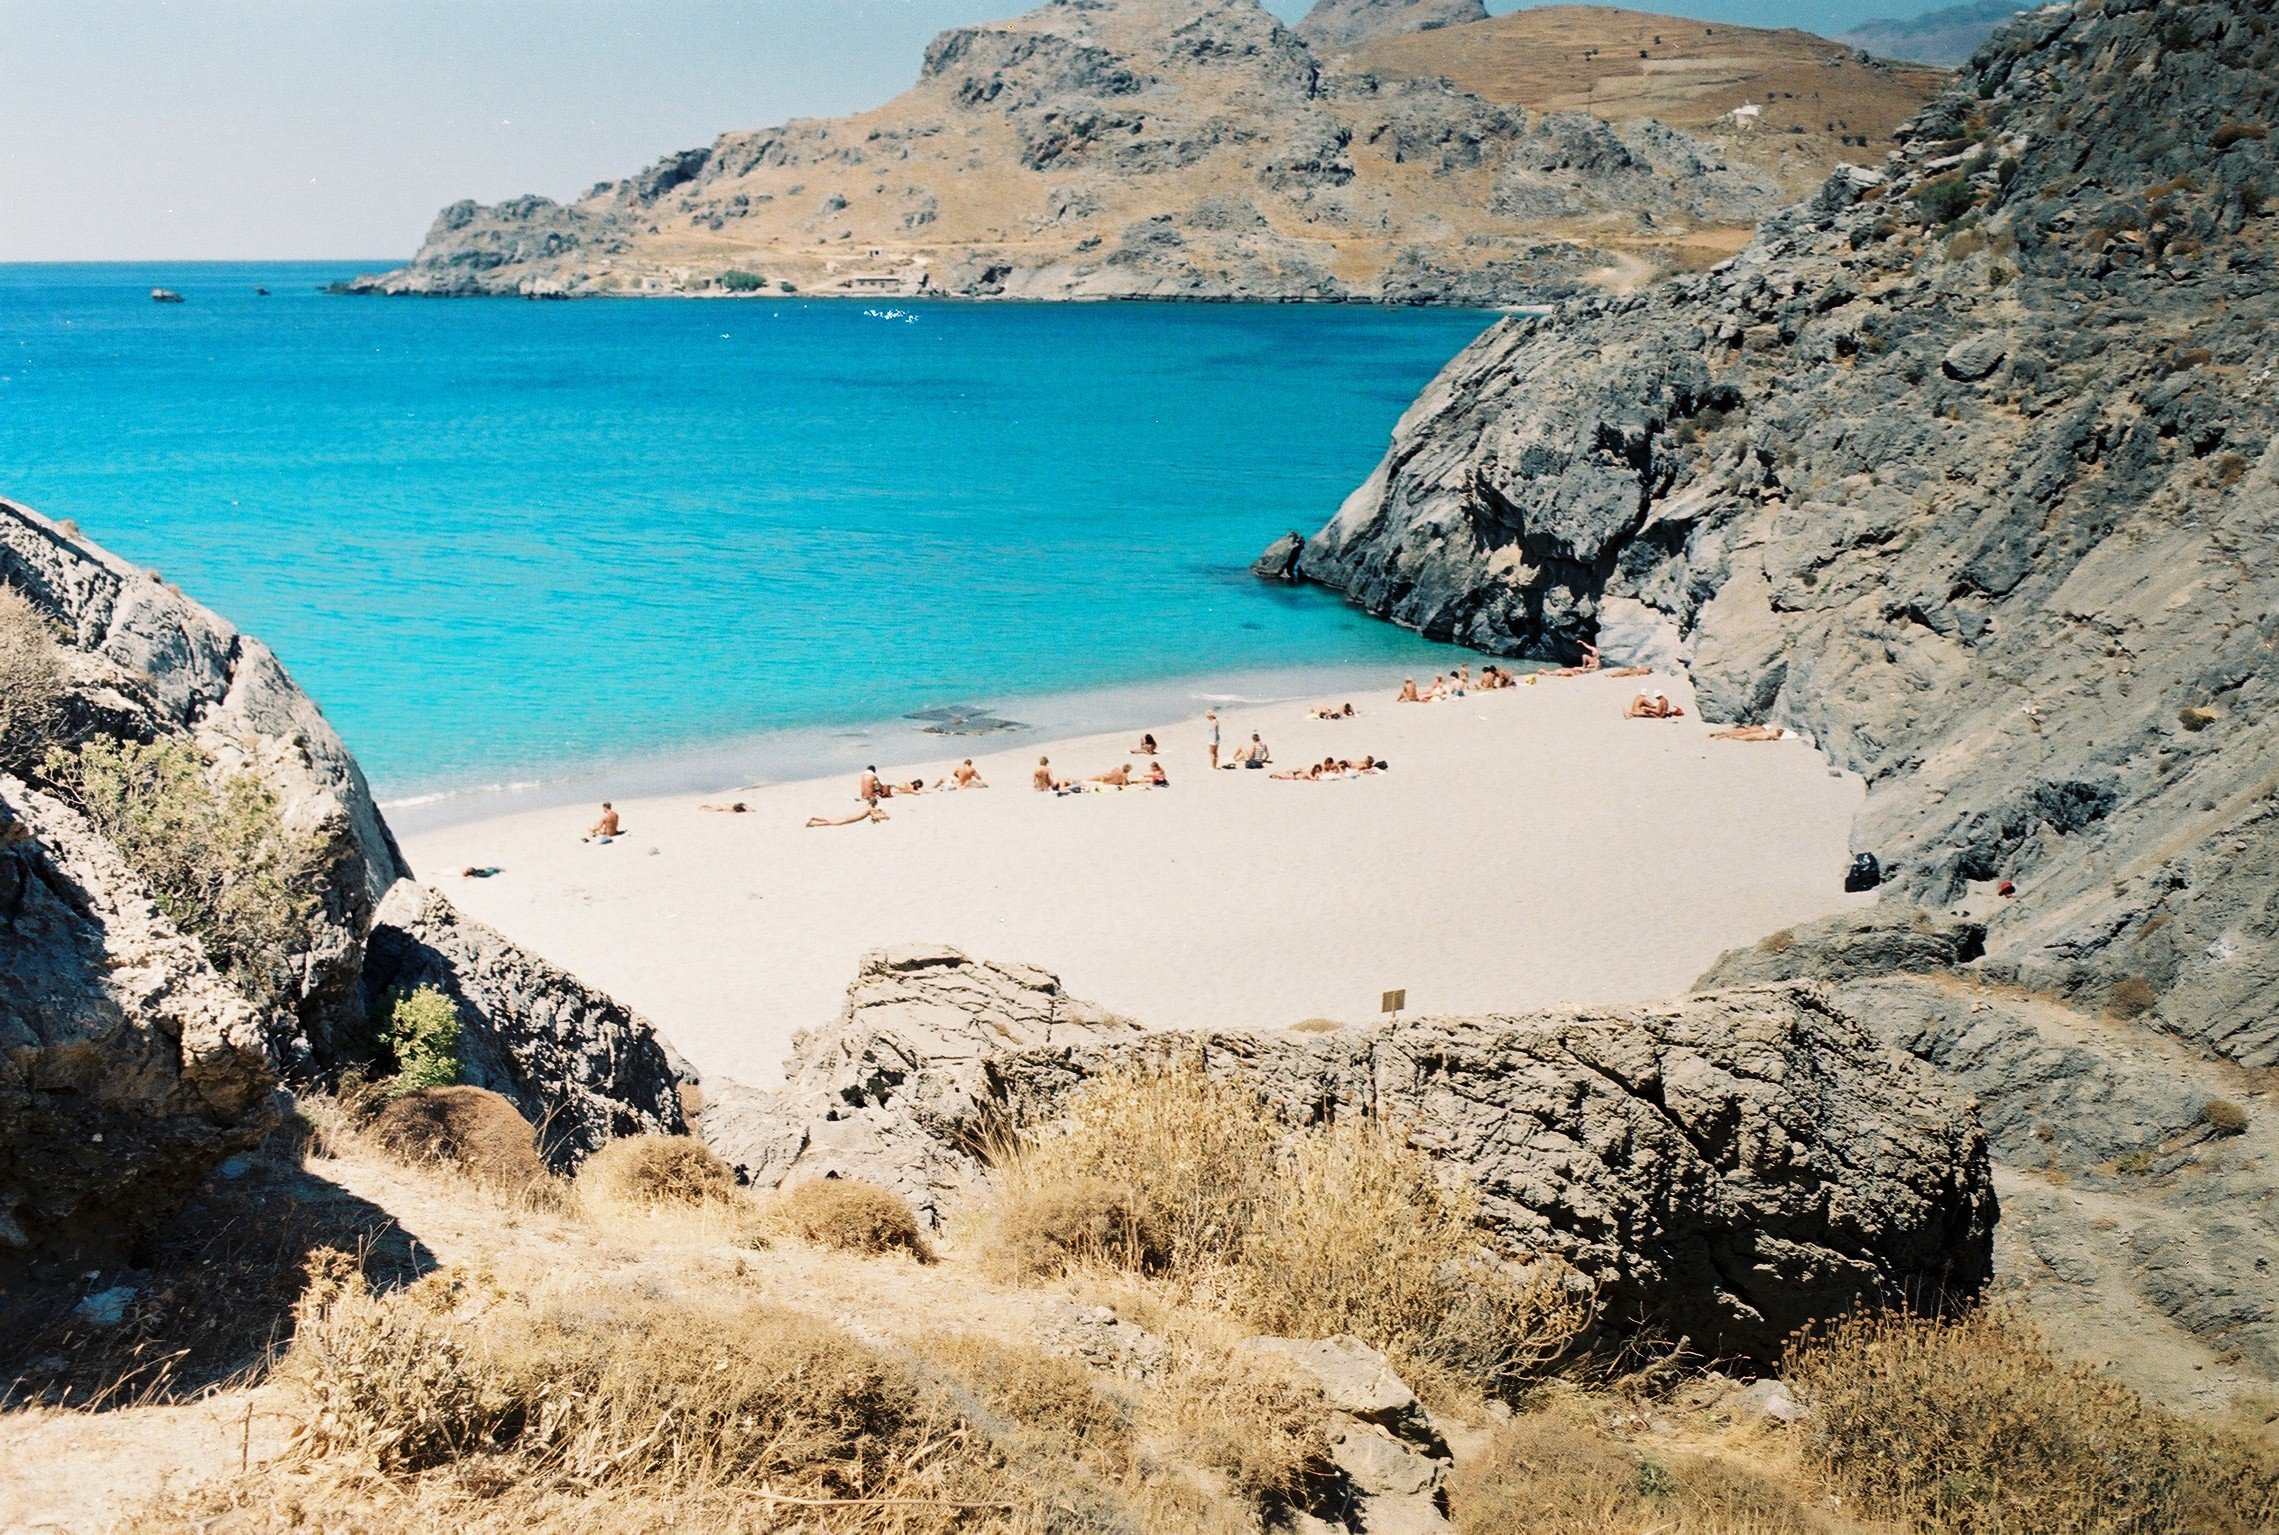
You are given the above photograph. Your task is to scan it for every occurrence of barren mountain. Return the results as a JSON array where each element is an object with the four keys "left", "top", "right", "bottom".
[
  {"left": 1841, "top": 0, "right": 2040, "bottom": 67},
  {"left": 1338, "top": 3, "right": 1955, "bottom": 198},
  {"left": 1295, "top": 0, "right": 1488, "bottom": 51},
  {"left": 344, "top": 0, "right": 1926, "bottom": 304}
]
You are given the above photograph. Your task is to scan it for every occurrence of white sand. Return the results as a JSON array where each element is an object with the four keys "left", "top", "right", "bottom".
[{"left": 399, "top": 671, "right": 1873, "bottom": 1086}]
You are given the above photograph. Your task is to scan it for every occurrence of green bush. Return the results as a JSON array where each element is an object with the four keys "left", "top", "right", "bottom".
[
  {"left": 1914, "top": 175, "right": 1976, "bottom": 226},
  {"left": 717, "top": 268, "right": 765, "bottom": 292},
  {"left": 44, "top": 736, "right": 335, "bottom": 1009},
  {"left": 380, "top": 986, "right": 464, "bottom": 1094},
  {"left": 0, "top": 586, "right": 66, "bottom": 773}
]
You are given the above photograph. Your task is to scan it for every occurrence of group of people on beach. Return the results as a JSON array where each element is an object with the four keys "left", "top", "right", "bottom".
[
  {"left": 1033, "top": 754, "right": 1171, "bottom": 794},
  {"left": 1395, "top": 663, "right": 1521, "bottom": 702}
]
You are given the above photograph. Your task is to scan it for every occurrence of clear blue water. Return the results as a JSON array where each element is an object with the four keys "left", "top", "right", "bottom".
[{"left": 0, "top": 262, "right": 1491, "bottom": 805}]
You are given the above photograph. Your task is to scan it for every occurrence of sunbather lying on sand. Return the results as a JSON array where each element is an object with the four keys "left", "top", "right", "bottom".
[
  {"left": 1626, "top": 691, "right": 1685, "bottom": 719},
  {"left": 1092, "top": 764, "right": 1134, "bottom": 787},
  {"left": 1310, "top": 702, "right": 1357, "bottom": 719},
  {"left": 1710, "top": 724, "right": 1790, "bottom": 741},
  {"left": 700, "top": 801, "right": 750, "bottom": 813},
  {"left": 1547, "top": 644, "right": 1601, "bottom": 679},
  {"left": 807, "top": 806, "right": 889, "bottom": 828},
  {"left": 1606, "top": 666, "right": 1653, "bottom": 679}
]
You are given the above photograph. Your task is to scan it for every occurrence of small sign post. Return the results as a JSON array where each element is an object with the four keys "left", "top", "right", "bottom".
[{"left": 1381, "top": 988, "right": 1406, "bottom": 1020}]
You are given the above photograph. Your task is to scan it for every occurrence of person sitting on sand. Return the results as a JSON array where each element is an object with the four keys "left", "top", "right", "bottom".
[
  {"left": 1396, "top": 678, "right": 1422, "bottom": 703},
  {"left": 1141, "top": 760, "right": 1169, "bottom": 787},
  {"left": 1229, "top": 733, "right": 1271, "bottom": 769},
  {"left": 1032, "top": 756, "right": 1063, "bottom": 791},
  {"left": 1626, "top": 691, "right": 1685, "bottom": 719},
  {"left": 950, "top": 759, "right": 987, "bottom": 789},
  {"left": 1092, "top": 763, "right": 1135, "bottom": 787},
  {"left": 1548, "top": 643, "right": 1602, "bottom": 679},
  {"left": 807, "top": 806, "right": 889, "bottom": 828},
  {"left": 585, "top": 803, "right": 621, "bottom": 842},
  {"left": 1710, "top": 724, "right": 1789, "bottom": 742},
  {"left": 1454, "top": 664, "right": 1472, "bottom": 694},
  {"left": 700, "top": 801, "right": 750, "bottom": 814},
  {"left": 1424, "top": 673, "right": 1449, "bottom": 700},
  {"left": 1133, "top": 733, "right": 1158, "bottom": 756},
  {"left": 858, "top": 766, "right": 884, "bottom": 805}
]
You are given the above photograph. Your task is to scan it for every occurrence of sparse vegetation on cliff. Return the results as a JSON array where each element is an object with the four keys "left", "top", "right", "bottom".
[
  {"left": 43, "top": 735, "right": 336, "bottom": 1012},
  {"left": 0, "top": 585, "right": 65, "bottom": 773}
]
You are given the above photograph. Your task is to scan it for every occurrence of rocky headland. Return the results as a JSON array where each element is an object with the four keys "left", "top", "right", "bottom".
[
  {"left": 340, "top": 0, "right": 1919, "bottom": 305},
  {"left": 1283, "top": 0, "right": 2279, "bottom": 1400}
]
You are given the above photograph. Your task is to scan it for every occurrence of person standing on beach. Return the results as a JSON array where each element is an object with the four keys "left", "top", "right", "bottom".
[{"left": 1205, "top": 710, "right": 1220, "bottom": 770}]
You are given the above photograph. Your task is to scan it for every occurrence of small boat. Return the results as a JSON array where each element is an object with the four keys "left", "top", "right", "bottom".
[
  {"left": 254, "top": 287, "right": 270, "bottom": 296},
  {"left": 150, "top": 288, "right": 184, "bottom": 303}
]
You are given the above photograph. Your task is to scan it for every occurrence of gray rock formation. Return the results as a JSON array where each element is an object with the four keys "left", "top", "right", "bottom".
[
  {"left": 1296, "top": 0, "right": 1486, "bottom": 52},
  {"left": 0, "top": 779, "right": 276, "bottom": 1262},
  {"left": 340, "top": 0, "right": 1790, "bottom": 305},
  {"left": 361, "top": 882, "right": 692, "bottom": 1161},
  {"left": 1243, "top": 1334, "right": 1452, "bottom": 1533},
  {"left": 0, "top": 498, "right": 409, "bottom": 1065},
  {"left": 1251, "top": 531, "right": 1306, "bottom": 580},
  {"left": 1294, "top": 0, "right": 2279, "bottom": 1067},
  {"left": 1696, "top": 909, "right": 1987, "bottom": 989},
  {"left": 704, "top": 946, "right": 1995, "bottom": 1363},
  {"left": 1839, "top": 0, "right": 2037, "bottom": 68}
]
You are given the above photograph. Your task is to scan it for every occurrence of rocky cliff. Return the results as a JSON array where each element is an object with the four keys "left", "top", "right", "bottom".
[
  {"left": 704, "top": 946, "right": 1996, "bottom": 1365},
  {"left": 1293, "top": 0, "right": 2279, "bottom": 1065},
  {"left": 343, "top": 0, "right": 1816, "bottom": 304}
]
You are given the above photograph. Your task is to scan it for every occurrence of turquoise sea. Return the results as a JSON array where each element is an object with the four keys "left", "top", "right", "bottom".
[{"left": 0, "top": 263, "right": 1493, "bottom": 819}]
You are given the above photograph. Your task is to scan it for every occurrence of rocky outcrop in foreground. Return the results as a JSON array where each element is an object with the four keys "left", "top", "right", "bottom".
[
  {"left": 0, "top": 498, "right": 408, "bottom": 1067},
  {"left": 0, "top": 780, "right": 276, "bottom": 1262},
  {"left": 345, "top": 0, "right": 1792, "bottom": 304},
  {"left": 1292, "top": 0, "right": 2279, "bottom": 1062},
  {"left": 362, "top": 882, "right": 692, "bottom": 1161},
  {"left": 705, "top": 946, "right": 1995, "bottom": 1363}
]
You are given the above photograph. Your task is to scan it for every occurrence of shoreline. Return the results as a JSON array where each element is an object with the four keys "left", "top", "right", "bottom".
[
  {"left": 400, "top": 667, "right": 1873, "bottom": 1088},
  {"left": 375, "top": 658, "right": 1476, "bottom": 837}
]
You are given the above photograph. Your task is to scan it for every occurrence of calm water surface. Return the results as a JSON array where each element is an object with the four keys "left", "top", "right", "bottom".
[{"left": 0, "top": 263, "right": 1494, "bottom": 802}]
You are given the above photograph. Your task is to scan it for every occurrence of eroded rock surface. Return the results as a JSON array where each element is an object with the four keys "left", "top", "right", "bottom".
[
  {"left": 704, "top": 946, "right": 1995, "bottom": 1362},
  {"left": 1296, "top": 0, "right": 1486, "bottom": 52},
  {"left": 362, "top": 882, "right": 692, "bottom": 1161},
  {"left": 0, "top": 499, "right": 409, "bottom": 1064},
  {"left": 0, "top": 779, "right": 276, "bottom": 1261},
  {"left": 1293, "top": 0, "right": 2279, "bottom": 1064}
]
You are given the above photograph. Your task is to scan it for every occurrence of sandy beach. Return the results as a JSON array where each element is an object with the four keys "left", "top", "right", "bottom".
[{"left": 400, "top": 669, "right": 1873, "bottom": 1086}]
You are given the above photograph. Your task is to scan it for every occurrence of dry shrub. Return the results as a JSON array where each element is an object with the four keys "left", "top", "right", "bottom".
[
  {"left": 1758, "top": 927, "right": 1798, "bottom": 954},
  {"left": 1238, "top": 1115, "right": 1592, "bottom": 1397},
  {"left": 280, "top": 1251, "right": 995, "bottom": 1506},
  {"left": 774, "top": 1178, "right": 932, "bottom": 1260},
  {"left": 2205, "top": 1098, "right": 2249, "bottom": 1134},
  {"left": 367, "top": 1087, "right": 549, "bottom": 1194},
  {"left": 0, "top": 584, "right": 65, "bottom": 773},
  {"left": 974, "top": 1068, "right": 1590, "bottom": 1398},
  {"left": 980, "top": 1065, "right": 1276, "bottom": 1278},
  {"left": 575, "top": 1134, "right": 737, "bottom": 1211},
  {"left": 1150, "top": 1339, "right": 1333, "bottom": 1510},
  {"left": 1450, "top": 1416, "right": 1835, "bottom": 1534},
  {"left": 1786, "top": 1307, "right": 2279, "bottom": 1534},
  {"left": 2105, "top": 974, "right": 2159, "bottom": 1019},
  {"left": 919, "top": 1333, "right": 1134, "bottom": 1471}
]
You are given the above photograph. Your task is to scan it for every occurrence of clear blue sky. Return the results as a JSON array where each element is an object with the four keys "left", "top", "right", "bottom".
[{"left": 0, "top": 1, "right": 1956, "bottom": 261}]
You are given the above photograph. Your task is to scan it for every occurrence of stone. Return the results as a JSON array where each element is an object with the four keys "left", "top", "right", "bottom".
[
  {"left": 704, "top": 948, "right": 1996, "bottom": 1362},
  {"left": 1940, "top": 331, "right": 2008, "bottom": 381},
  {"left": 1243, "top": 1334, "right": 1427, "bottom": 1432},
  {"left": 361, "top": 882, "right": 693, "bottom": 1161},
  {"left": 1737, "top": 1377, "right": 1803, "bottom": 1423},
  {"left": 1251, "top": 531, "right": 1306, "bottom": 581},
  {"left": 0, "top": 778, "right": 277, "bottom": 1262},
  {"left": 74, "top": 1286, "right": 137, "bottom": 1327},
  {"left": 0, "top": 498, "right": 409, "bottom": 1066},
  {"left": 1696, "top": 909, "right": 1986, "bottom": 989},
  {"left": 1243, "top": 1334, "right": 1451, "bottom": 1532}
]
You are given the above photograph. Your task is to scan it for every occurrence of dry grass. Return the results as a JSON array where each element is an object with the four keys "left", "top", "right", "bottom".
[
  {"left": 366, "top": 1087, "right": 550, "bottom": 1195},
  {"left": 574, "top": 1134, "right": 738, "bottom": 1212},
  {"left": 1786, "top": 1307, "right": 2279, "bottom": 1534},
  {"left": 916, "top": 1333, "right": 1135, "bottom": 1472},
  {"left": 772, "top": 1179, "right": 933, "bottom": 1261},
  {"left": 969, "top": 1066, "right": 1590, "bottom": 1400},
  {"left": 0, "top": 583, "right": 65, "bottom": 773},
  {"left": 1148, "top": 1336, "right": 1333, "bottom": 1511},
  {"left": 1450, "top": 1416, "right": 1841, "bottom": 1535}
]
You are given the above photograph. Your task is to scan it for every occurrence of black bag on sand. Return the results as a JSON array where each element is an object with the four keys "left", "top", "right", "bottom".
[{"left": 1845, "top": 853, "right": 1883, "bottom": 893}]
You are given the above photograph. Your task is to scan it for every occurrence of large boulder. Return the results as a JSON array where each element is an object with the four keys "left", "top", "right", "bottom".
[
  {"left": 0, "top": 778, "right": 276, "bottom": 1263},
  {"left": 705, "top": 946, "right": 1996, "bottom": 1362},
  {"left": 360, "top": 882, "right": 694, "bottom": 1161},
  {"left": 0, "top": 499, "right": 409, "bottom": 1065}
]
